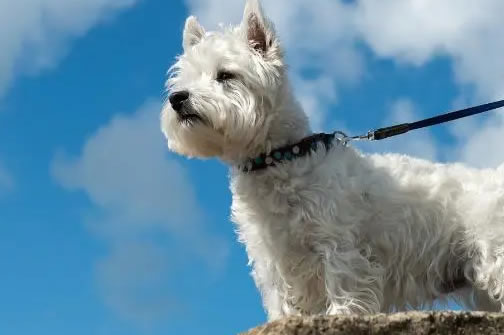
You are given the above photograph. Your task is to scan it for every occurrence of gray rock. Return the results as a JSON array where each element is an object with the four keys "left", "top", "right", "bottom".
[{"left": 240, "top": 311, "right": 504, "bottom": 335}]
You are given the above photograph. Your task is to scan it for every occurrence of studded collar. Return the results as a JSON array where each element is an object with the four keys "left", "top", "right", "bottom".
[{"left": 240, "top": 133, "right": 337, "bottom": 173}]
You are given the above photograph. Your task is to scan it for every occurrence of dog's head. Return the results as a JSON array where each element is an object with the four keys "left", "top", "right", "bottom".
[{"left": 161, "top": 0, "right": 308, "bottom": 162}]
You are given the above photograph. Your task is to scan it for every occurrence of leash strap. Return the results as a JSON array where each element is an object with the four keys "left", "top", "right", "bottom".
[{"left": 349, "top": 99, "right": 504, "bottom": 141}]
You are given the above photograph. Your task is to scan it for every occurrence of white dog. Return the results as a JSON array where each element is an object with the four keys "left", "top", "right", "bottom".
[{"left": 161, "top": 0, "right": 504, "bottom": 320}]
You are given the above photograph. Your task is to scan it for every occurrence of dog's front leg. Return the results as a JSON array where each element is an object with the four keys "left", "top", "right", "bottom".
[
  {"left": 250, "top": 260, "right": 295, "bottom": 320},
  {"left": 322, "top": 247, "right": 385, "bottom": 314}
]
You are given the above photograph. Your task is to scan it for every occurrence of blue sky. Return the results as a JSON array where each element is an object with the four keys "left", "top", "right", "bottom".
[{"left": 1, "top": 1, "right": 504, "bottom": 334}]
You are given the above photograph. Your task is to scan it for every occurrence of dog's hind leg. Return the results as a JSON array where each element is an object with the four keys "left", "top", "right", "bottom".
[
  {"left": 471, "top": 288, "right": 500, "bottom": 311},
  {"left": 465, "top": 241, "right": 504, "bottom": 311}
]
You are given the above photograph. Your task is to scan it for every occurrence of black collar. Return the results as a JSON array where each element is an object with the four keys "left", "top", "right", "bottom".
[{"left": 240, "top": 133, "right": 337, "bottom": 172}]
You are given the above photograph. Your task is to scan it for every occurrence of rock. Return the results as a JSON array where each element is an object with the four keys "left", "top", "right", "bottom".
[{"left": 239, "top": 311, "right": 504, "bottom": 335}]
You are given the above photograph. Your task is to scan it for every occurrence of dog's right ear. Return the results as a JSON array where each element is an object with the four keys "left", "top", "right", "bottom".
[
  {"left": 183, "top": 16, "right": 205, "bottom": 51},
  {"left": 241, "top": 0, "right": 276, "bottom": 55}
]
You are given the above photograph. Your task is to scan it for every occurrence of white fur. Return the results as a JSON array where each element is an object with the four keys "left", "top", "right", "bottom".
[{"left": 161, "top": 0, "right": 504, "bottom": 320}]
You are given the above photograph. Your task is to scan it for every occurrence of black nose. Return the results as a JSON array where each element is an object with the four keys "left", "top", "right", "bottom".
[{"left": 169, "top": 91, "right": 190, "bottom": 113}]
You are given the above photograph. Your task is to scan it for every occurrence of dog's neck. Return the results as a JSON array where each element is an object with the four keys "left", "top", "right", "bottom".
[
  {"left": 266, "top": 93, "right": 311, "bottom": 151},
  {"left": 222, "top": 86, "right": 311, "bottom": 165},
  {"left": 225, "top": 87, "right": 316, "bottom": 170},
  {"left": 240, "top": 132, "right": 337, "bottom": 172}
]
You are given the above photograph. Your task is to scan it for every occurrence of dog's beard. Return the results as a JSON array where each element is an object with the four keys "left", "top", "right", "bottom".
[
  {"left": 178, "top": 112, "right": 204, "bottom": 125},
  {"left": 176, "top": 104, "right": 207, "bottom": 126}
]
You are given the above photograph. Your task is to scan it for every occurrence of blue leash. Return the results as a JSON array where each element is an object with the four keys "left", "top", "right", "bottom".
[{"left": 348, "top": 99, "right": 504, "bottom": 141}]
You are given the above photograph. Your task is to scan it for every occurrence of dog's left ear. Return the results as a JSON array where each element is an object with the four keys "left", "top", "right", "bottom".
[
  {"left": 183, "top": 16, "right": 205, "bottom": 51},
  {"left": 241, "top": 0, "right": 276, "bottom": 54}
]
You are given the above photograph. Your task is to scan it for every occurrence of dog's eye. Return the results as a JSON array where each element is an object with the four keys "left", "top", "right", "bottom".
[{"left": 216, "top": 71, "right": 236, "bottom": 82}]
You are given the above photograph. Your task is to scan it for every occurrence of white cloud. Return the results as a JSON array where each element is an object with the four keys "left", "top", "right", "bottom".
[
  {"left": 0, "top": 161, "right": 14, "bottom": 195},
  {"left": 51, "top": 100, "right": 228, "bottom": 325},
  {"left": 358, "top": 99, "right": 438, "bottom": 161},
  {"left": 450, "top": 113, "right": 504, "bottom": 168},
  {"left": 0, "top": 0, "right": 138, "bottom": 96},
  {"left": 354, "top": 0, "right": 504, "bottom": 100},
  {"left": 52, "top": 101, "right": 200, "bottom": 232},
  {"left": 96, "top": 241, "right": 178, "bottom": 326},
  {"left": 332, "top": 0, "right": 504, "bottom": 167},
  {"left": 294, "top": 74, "right": 337, "bottom": 131}
]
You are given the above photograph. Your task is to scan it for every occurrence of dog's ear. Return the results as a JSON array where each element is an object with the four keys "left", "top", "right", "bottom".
[
  {"left": 241, "top": 0, "right": 276, "bottom": 54},
  {"left": 183, "top": 16, "right": 205, "bottom": 51}
]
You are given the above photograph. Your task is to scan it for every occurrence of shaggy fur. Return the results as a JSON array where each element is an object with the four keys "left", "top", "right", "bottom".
[{"left": 161, "top": 0, "right": 504, "bottom": 320}]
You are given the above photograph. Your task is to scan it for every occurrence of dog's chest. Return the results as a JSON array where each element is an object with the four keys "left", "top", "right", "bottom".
[
  {"left": 230, "top": 165, "right": 362, "bottom": 312},
  {"left": 231, "top": 170, "right": 324, "bottom": 250}
]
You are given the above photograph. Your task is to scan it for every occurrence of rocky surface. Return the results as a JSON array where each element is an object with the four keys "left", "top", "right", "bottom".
[{"left": 240, "top": 311, "right": 504, "bottom": 335}]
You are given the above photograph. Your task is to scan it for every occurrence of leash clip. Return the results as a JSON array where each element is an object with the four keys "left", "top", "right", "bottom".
[
  {"left": 333, "top": 130, "right": 375, "bottom": 144},
  {"left": 332, "top": 131, "right": 352, "bottom": 146}
]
